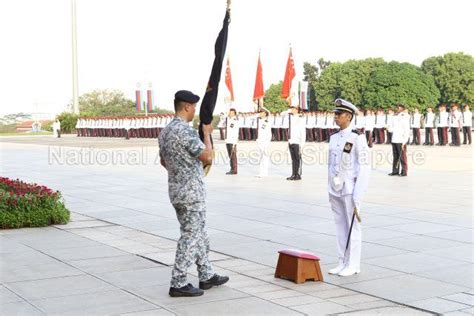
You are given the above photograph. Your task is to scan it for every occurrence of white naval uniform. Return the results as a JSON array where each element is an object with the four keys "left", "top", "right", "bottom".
[
  {"left": 328, "top": 126, "right": 371, "bottom": 273},
  {"left": 225, "top": 117, "right": 240, "bottom": 145},
  {"left": 364, "top": 114, "right": 375, "bottom": 132},
  {"left": 257, "top": 117, "right": 272, "bottom": 177},
  {"left": 463, "top": 110, "right": 472, "bottom": 127},
  {"left": 52, "top": 121, "right": 59, "bottom": 137},
  {"left": 355, "top": 115, "right": 365, "bottom": 130}
]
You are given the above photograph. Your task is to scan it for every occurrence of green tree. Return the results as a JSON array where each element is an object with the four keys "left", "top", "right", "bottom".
[
  {"left": 317, "top": 58, "right": 331, "bottom": 70},
  {"left": 421, "top": 52, "right": 474, "bottom": 105},
  {"left": 363, "top": 61, "right": 440, "bottom": 111},
  {"left": 313, "top": 62, "right": 343, "bottom": 110},
  {"left": 263, "top": 82, "right": 290, "bottom": 112},
  {"left": 72, "top": 89, "right": 136, "bottom": 117},
  {"left": 313, "top": 58, "right": 386, "bottom": 110},
  {"left": 56, "top": 112, "right": 79, "bottom": 133}
]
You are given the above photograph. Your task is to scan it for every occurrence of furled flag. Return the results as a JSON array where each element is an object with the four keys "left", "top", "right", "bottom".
[
  {"left": 281, "top": 47, "right": 295, "bottom": 101},
  {"left": 298, "top": 81, "right": 309, "bottom": 110},
  {"left": 225, "top": 57, "right": 235, "bottom": 102},
  {"left": 199, "top": 9, "right": 231, "bottom": 138},
  {"left": 253, "top": 52, "right": 265, "bottom": 102}
]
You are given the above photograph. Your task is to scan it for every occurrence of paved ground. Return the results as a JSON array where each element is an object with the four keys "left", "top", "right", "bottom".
[{"left": 0, "top": 134, "right": 473, "bottom": 315}]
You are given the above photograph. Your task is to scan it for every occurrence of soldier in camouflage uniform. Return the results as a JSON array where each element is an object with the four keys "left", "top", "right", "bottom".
[{"left": 158, "top": 90, "right": 229, "bottom": 297}]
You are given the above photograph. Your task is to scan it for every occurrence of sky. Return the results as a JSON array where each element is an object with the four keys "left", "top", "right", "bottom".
[{"left": 0, "top": 0, "right": 473, "bottom": 117}]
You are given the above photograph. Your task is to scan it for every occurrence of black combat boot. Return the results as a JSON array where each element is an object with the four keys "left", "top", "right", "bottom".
[
  {"left": 199, "top": 274, "right": 229, "bottom": 290},
  {"left": 169, "top": 283, "right": 204, "bottom": 297}
]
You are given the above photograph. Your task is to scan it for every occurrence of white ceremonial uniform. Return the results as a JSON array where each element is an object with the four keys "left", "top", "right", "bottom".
[
  {"left": 463, "top": 110, "right": 472, "bottom": 127},
  {"left": 226, "top": 117, "right": 240, "bottom": 145},
  {"left": 364, "top": 114, "right": 375, "bottom": 132},
  {"left": 452, "top": 110, "right": 463, "bottom": 128},
  {"left": 217, "top": 115, "right": 226, "bottom": 128},
  {"left": 425, "top": 112, "right": 435, "bottom": 128},
  {"left": 462, "top": 110, "right": 472, "bottom": 145},
  {"left": 437, "top": 111, "right": 449, "bottom": 128},
  {"left": 392, "top": 112, "right": 411, "bottom": 144},
  {"left": 282, "top": 114, "right": 290, "bottom": 129},
  {"left": 52, "top": 121, "right": 58, "bottom": 137},
  {"left": 375, "top": 114, "right": 385, "bottom": 129},
  {"left": 328, "top": 99, "right": 371, "bottom": 277},
  {"left": 75, "top": 119, "right": 81, "bottom": 136},
  {"left": 355, "top": 115, "right": 365, "bottom": 130},
  {"left": 386, "top": 114, "right": 394, "bottom": 132},
  {"left": 288, "top": 114, "right": 306, "bottom": 146},
  {"left": 328, "top": 125, "right": 371, "bottom": 275},
  {"left": 411, "top": 113, "right": 422, "bottom": 129},
  {"left": 257, "top": 117, "right": 272, "bottom": 177}
]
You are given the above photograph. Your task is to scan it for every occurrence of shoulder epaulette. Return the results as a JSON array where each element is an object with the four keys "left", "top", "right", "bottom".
[
  {"left": 330, "top": 130, "right": 340, "bottom": 138},
  {"left": 352, "top": 129, "right": 363, "bottom": 135}
]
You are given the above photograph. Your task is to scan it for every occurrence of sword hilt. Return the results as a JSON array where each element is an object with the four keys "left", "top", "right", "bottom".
[{"left": 354, "top": 207, "right": 362, "bottom": 223}]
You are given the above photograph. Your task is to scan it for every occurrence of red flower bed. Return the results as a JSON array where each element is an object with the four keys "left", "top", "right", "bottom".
[{"left": 0, "top": 177, "right": 70, "bottom": 228}]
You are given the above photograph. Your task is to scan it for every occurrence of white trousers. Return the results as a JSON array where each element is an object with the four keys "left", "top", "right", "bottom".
[
  {"left": 329, "top": 194, "right": 361, "bottom": 270},
  {"left": 258, "top": 144, "right": 270, "bottom": 176}
]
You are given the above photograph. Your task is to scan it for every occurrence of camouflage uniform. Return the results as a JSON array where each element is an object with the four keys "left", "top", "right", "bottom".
[{"left": 158, "top": 116, "right": 214, "bottom": 288}]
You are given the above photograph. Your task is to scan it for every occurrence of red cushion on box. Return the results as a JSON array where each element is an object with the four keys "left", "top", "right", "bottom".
[{"left": 278, "top": 249, "right": 320, "bottom": 260}]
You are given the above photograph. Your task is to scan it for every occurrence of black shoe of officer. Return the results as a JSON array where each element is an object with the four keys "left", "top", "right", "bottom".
[
  {"left": 293, "top": 174, "right": 302, "bottom": 180},
  {"left": 286, "top": 175, "right": 296, "bottom": 180},
  {"left": 199, "top": 274, "right": 229, "bottom": 290},
  {"left": 169, "top": 283, "right": 204, "bottom": 297},
  {"left": 388, "top": 172, "right": 399, "bottom": 176},
  {"left": 399, "top": 173, "right": 407, "bottom": 177},
  {"left": 226, "top": 170, "right": 236, "bottom": 175}
]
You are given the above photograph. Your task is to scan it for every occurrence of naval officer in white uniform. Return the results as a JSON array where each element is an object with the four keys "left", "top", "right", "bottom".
[{"left": 328, "top": 98, "right": 371, "bottom": 277}]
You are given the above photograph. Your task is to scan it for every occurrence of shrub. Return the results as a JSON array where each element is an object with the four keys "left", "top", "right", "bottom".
[
  {"left": 56, "top": 112, "right": 79, "bottom": 134},
  {"left": 0, "top": 177, "right": 70, "bottom": 229}
]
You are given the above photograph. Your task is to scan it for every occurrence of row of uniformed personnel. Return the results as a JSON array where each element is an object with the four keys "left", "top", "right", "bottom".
[
  {"left": 75, "top": 115, "right": 176, "bottom": 139},
  {"left": 217, "top": 105, "right": 472, "bottom": 146}
]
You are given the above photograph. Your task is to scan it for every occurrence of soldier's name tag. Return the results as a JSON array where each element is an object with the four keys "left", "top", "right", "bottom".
[{"left": 343, "top": 142, "right": 353, "bottom": 153}]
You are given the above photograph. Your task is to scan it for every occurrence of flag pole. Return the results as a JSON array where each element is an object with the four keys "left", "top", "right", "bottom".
[{"left": 198, "top": 0, "right": 231, "bottom": 176}]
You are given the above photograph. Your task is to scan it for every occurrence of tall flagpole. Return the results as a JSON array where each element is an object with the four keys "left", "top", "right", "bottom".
[{"left": 71, "top": 0, "right": 79, "bottom": 114}]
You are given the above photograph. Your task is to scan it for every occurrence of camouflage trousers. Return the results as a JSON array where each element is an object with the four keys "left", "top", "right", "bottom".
[{"left": 170, "top": 202, "right": 214, "bottom": 288}]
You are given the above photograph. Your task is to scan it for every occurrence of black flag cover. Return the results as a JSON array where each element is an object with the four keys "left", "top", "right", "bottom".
[{"left": 198, "top": 9, "right": 230, "bottom": 142}]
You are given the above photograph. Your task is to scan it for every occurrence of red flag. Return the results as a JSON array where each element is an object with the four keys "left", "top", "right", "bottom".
[
  {"left": 253, "top": 53, "right": 264, "bottom": 101},
  {"left": 281, "top": 48, "right": 295, "bottom": 100},
  {"left": 225, "top": 58, "right": 235, "bottom": 101}
]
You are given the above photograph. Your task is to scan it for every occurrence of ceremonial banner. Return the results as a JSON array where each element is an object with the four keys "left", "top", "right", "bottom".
[
  {"left": 299, "top": 81, "right": 309, "bottom": 110},
  {"left": 253, "top": 53, "right": 265, "bottom": 102},
  {"left": 225, "top": 57, "right": 235, "bottom": 102},
  {"left": 199, "top": 9, "right": 231, "bottom": 138},
  {"left": 281, "top": 48, "right": 295, "bottom": 100}
]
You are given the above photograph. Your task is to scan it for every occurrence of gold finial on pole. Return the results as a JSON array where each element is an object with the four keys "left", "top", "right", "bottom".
[{"left": 227, "top": 0, "right": 231, "bottom": 11}]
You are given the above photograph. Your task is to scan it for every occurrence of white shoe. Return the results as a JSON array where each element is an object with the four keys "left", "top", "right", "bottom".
[
  {"left": 328, "top": 264, "right": 345, "bottom": 275},
  {"left": 338, "top": 267, "right": 360, "bottom": 277}
]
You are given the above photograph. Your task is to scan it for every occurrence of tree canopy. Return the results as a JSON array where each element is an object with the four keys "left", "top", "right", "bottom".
[
  {"left": 363, "top": 62, "right": 440, "bottom": 111},
  {"left": 421, "top": 52, "right": 474, "bottom": 105},
  {"left": 72, "top": 89, "right": 136, "bottom": 117},
  {"left": 263, "top": 82, "right": 290, "bottom": 112},
  {"left": 300, "top": 56, "right": 457, "bottom": 111},
  {"left": 313, "top": 58, "right": 386, "bottom": 110}
]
